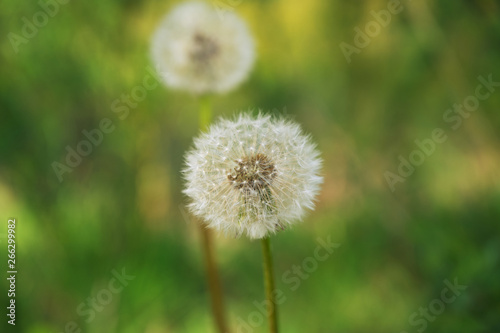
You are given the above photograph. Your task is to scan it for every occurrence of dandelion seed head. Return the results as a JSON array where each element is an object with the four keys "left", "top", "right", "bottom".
[
  {"left": 183, "top": 113, "right": 323, "bottom": 239},
  {"left": 151, "top": 1, "right": 255, "bottom": 94}
]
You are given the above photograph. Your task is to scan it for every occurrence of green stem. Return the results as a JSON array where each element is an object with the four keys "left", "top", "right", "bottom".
[
  {"left": 198, "top": 95, "right": 228, "bottom": 333},
  {"left": 261, "top": 237, "right": 278, "bottom": 333},
  {"left": 201, "top": 227, "right": 228, "bottom": 333},
  {"left": 199, "top": 94, "right": 212, "bottom": 130}
]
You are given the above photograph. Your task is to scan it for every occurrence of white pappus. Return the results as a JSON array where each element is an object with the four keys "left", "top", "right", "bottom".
[
  {"left": 183, "top": 113, "right": 323, "bottom": 239},
  {"left": 151, "top": 1, "right": 255, "bottom": 94}
]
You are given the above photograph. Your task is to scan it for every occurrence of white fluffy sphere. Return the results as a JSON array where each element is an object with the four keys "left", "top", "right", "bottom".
[
  {"left": 183, "top": 113, "right": 323, "bottom": 239},
  {"left": 151, "top": 1, "right": 255, "bottom": 94}
]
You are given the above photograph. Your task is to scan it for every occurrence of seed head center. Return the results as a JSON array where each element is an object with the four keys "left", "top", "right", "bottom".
[
  {"left": 228, "top": 154, "right": 276, "bottom": 191},
  {"left": 190, "top": 33, "right": 219, "bottom": 63}
]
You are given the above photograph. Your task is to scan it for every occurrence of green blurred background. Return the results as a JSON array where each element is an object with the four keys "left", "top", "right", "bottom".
[{"left": 1, "top": 0, "right": 500, "bottom": 332}]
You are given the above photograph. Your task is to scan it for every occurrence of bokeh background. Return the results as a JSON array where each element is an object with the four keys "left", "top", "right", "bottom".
[{"left": 1, "top": 0, "right": 500, "bottom": 332}]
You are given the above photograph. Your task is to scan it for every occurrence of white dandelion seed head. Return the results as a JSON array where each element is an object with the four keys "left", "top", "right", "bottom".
[
  {"left": 183, "top": 113, "right": 323, "bottom": 240},
  {"left": 150, "top": 1, "right": 255, "bottom": 94}
]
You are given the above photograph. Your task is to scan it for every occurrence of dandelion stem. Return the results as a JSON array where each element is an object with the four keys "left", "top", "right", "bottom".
[
  {"left": 199, "top": 95, "right": 212, "bottom": 130},
  {"left": 201, "top": 227, "right": 228, "bottom": 333},
  {"left": 198, "top": 95, "right": 228, "bottom": 333},
  {"left": 261, "top": 237, "right": 278, "bottom": 333}
]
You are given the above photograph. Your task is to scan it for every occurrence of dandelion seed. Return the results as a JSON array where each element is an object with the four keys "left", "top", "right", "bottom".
[{"left": 183, "top": 113, "right": 323, "bottom": 239}]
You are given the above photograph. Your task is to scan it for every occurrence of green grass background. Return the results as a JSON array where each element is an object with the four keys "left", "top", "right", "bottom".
[{"left": 1, "top": 0, "right": 499, "bottom": 332}]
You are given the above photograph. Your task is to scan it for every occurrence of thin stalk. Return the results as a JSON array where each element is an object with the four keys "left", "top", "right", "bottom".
[
  {"left": 199, "top": 94, "right": 212, "bottom": 131},
  {"left": 198, "top": 95, "right": 228, "bottom": 333},
  {"left": 201, "top": 227, "right": 228, "bottom": 333},
  {"left": 261, "top": 237, "right": 278, "bottom": 333}
]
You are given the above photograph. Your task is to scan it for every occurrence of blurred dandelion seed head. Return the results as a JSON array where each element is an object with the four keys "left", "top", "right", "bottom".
[
  {"left": 151, "top": 1, "right": 255, "bottom": 94},
  {"left": 183, "top": 113, "right": 323, "bottom": 239}
]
